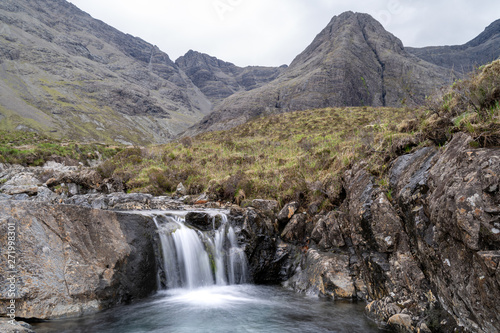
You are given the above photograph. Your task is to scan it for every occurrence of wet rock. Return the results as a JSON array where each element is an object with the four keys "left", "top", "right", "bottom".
[
  {"left": 185, "top": 212, "right": 217, "bottom": 231},
  {"left": 281, "top": 213, "right": 308, "bottom": 244},
  {"left": 0, "top": 201, "right": 160, "bottom": 320},
  {"left": 283, "top": 249, "right": 358, "bottom": 299},
  {"left": 0, "top": 319, "right": 35, "bottom": 333},
  {"left": 310, "top": 211, "right": 346, "bottom": 250},
  {"left": 277, "top": 201, "right": 299, "bottom": 228},
  {"left": 388, "top": 314, "right": 414, "bottom": 332}
]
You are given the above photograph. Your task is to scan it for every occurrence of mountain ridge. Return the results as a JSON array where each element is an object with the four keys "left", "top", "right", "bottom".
[
  {"left": 183, "top": 11, "right": 454, "bottom": 136},
  {"left": 406, "top": 19, "right": 500, "bottom": 72}
]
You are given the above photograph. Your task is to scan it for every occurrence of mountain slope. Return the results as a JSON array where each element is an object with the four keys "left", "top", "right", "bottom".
[
  {"left": 0, "top": 0, "right": 211, "bottom": 144},
  {"left": 185, "top": 12, "right": 453, "bottom": 135},
  {"left": 176, "top": 50, "right": 286, "bottom": 105},
  {"left": 406, "top": 19, "right": 500, "bottom": 72}
]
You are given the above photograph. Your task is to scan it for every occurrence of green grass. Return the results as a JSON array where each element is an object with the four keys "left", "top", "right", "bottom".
[
  {"left": 97, "top": 106, "right": 419, "bottom": 205},
  {"left": 0, "top": 130, "right": 121, "bottom": 166}
]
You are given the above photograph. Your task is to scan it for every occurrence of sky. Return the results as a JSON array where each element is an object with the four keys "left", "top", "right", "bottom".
[{"left": 67, "top": 0, "right": 500, "bottom": 67}]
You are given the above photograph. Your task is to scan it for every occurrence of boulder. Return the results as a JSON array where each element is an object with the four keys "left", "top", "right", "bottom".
[
  {"left": 185, "top": 212, "right": 217, "bottom": 231},
  {"left": 249, "top": 199, "right": 279, "bottom": 216},
  {"left": 277, "top": 201, "right": 299, "bottom": 228},
  {"left": 0, "top": 172, "right": 41, "bottom": 195},
  {"left": 0, "top": 201, "right": 160, "bottom": 319}
]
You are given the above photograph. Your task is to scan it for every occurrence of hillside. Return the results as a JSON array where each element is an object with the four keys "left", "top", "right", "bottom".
[
  {"left": 0, "top": 0, "right": 212, "bottom": 144},
  {"left": 406, "top": 19, "right": 500, "bottom": 72},
  {"left": 184, "top": 12, "right": 454, "bottom": 135}
]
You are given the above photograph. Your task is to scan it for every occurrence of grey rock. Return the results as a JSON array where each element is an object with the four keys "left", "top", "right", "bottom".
[
  {"left": 176, "top": 50, "right": 285, "bottom": 105},
  {"left": 0, "top": 201, "right": 160, "bottom": 320},
  {"left": 249, "top": 199, "right": 279, "bottom": 216},
  {"left": 277, "top": 201, "right": 300, "bottom": 228},
  {"left": 176, "top": 182, "right": 187, "bottom": 196},
  {"left": 0, "top": 319, "right": 35, "bottom": 333}
]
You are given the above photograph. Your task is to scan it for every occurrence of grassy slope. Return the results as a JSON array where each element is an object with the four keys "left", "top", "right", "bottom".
[
  {"left": 3, "top": 60, "right": 498, "bottom": 209},
  {"left": 96, "top": 106, "right": 419, "bottom": 206},
  {"left": 0, "top": 130, "right": 120, "bottom": 166}
]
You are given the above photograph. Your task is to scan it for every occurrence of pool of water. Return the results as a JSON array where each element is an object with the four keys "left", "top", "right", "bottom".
[{"left": 32, "top": 285, "right": 383, "bottom": 333}]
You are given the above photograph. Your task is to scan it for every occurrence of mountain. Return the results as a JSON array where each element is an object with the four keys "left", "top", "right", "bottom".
[
  {"left": 184, "top": 12, "right": 454, "bottom": 135},
  {"left": 0, "top": 0, "right": 212, "bottom": 144},
  {"left": 176, "top": 50, "right": 286, "bottom": 105},
  {"left": 406, "top": 19, "right": 500, "bottom": 72}
]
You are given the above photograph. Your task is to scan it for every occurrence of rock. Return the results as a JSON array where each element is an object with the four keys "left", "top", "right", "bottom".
[
  {"left": 249, "top": 199, "right": 279, "bottom": 215},
  {"left": 107, "top": 192, "right": 153, "bottom": 210},
  {"left": 0, "top": 201, "right": 160, "bottom": 319},
  {"left": 277, "top": 201, "right": 299, "bottom": 228},
  {"left": 185, "top": 212, "right": 217, "bottom": 231},
  {"left": 238, "top": 208, "right": 284, "bottom": 284},
  {"left": 283, "top": 249, "right": 359, "bottom": 299},
  {"left": 0, "top": 319, "right": 35, "bottom": 333},
  {"left": 176, "top": 182, "right": 187, "bottom": 196},
  {"left": 0, "top": 172, "right": 41, "bottom": 195},
  {"left": 389, "top": 133, "right": 500, "bottom": 332},
  {"left": 281, "top": 213, "right": 308, "bottom": 243},
  {"left": 310, "top": 211, "right": 346, "bottom": 250},
  {"left": 388, "top": 314, "right": 414, "bottom": 332}
]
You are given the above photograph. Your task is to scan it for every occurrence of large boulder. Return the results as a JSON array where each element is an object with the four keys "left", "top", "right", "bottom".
[{"left": 0, "top": 201, "right": 160, "bottom": 319}]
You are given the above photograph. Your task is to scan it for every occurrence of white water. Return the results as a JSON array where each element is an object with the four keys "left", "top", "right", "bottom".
[
  {"left": 32, "top": 210, "right": 383, "bottom": 333},
  {"left": 152, "top": 211, "right": 248, "bottom": 289}
]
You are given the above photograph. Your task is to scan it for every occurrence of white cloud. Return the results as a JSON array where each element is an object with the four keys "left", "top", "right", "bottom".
[{"left": 68, "top": 0, "right": 500, "bottom": 66}]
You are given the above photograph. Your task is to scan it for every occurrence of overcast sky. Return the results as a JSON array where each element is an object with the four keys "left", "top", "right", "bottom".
[{"left": 67, "top": 0, "right": 499, "bottom": 67}]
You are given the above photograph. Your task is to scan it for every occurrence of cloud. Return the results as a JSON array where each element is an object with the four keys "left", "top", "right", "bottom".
[{"left": 68, "top": 0, "right": 500, "bottom": 66}]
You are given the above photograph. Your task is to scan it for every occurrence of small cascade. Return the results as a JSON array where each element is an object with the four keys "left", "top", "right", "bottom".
[{"left": 152, "top": 211, "right": 248, "bottom": 289}]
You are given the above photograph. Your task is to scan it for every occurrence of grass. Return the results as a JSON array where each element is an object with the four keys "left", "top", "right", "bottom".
[
  {"left": 97, "top": 106, "right": 419, "bottom": 205},
  {"left": 0, "top": 130, "right": 121, "bottom": 166},
  {"left": 97, "top": 60, "right": 500, "bottom": 207}
]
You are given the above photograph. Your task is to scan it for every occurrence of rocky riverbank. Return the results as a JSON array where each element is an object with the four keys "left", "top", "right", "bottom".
[{"left": 1, "top": 132, "right": 499, "bottom": 333}]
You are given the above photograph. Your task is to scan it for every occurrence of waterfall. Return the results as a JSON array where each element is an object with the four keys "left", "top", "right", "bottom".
[{"left": 152, "top": 211, "right": 248, "bottom": 289}]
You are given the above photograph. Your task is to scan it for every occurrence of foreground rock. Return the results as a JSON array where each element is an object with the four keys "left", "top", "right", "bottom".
[
  {"left": 0, "top": 201, "right": 160, "bottom": 319},
  {"left": 240, "top": 133, "right": 500, "bottom": 333}
]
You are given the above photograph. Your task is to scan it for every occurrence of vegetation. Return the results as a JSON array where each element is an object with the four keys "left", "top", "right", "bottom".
[
  {"left": 96, "top": 106, "right": 420, "bottom": 206},
  {"left": 97, "top": 60, "right": 500, "bottom": 207},
  {"left": 3, "top": 60, "right": 499, "bottom": 210},
  {"left": 0, "top": 130, "right": 120, "bottom": 166}
]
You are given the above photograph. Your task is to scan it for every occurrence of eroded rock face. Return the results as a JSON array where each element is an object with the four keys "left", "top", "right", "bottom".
[
  {"left": 264, "top": 132, "right": 499, "bottom": 332},
  {"left": 392, "top": 133, "right": 500, "bottom": 333},
  {"left": 0, "top": 201, "right": 159, "bottom": 319}
]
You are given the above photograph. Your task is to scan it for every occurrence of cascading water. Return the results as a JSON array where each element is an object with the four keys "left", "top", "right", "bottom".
[
  {"left": 32, "top": 209, "right": 384, "bottom": 333},
  {"left": 152, "top": 211, "right": 248, "bottom": 290}
]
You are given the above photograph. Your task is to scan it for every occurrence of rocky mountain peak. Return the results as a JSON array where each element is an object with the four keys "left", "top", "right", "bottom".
[
  {"left": 184, "top": 11, "right": 451, "bottom": 135},
  {"left": 289, "top": 11, "right": 404, "bottom": 70}
]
